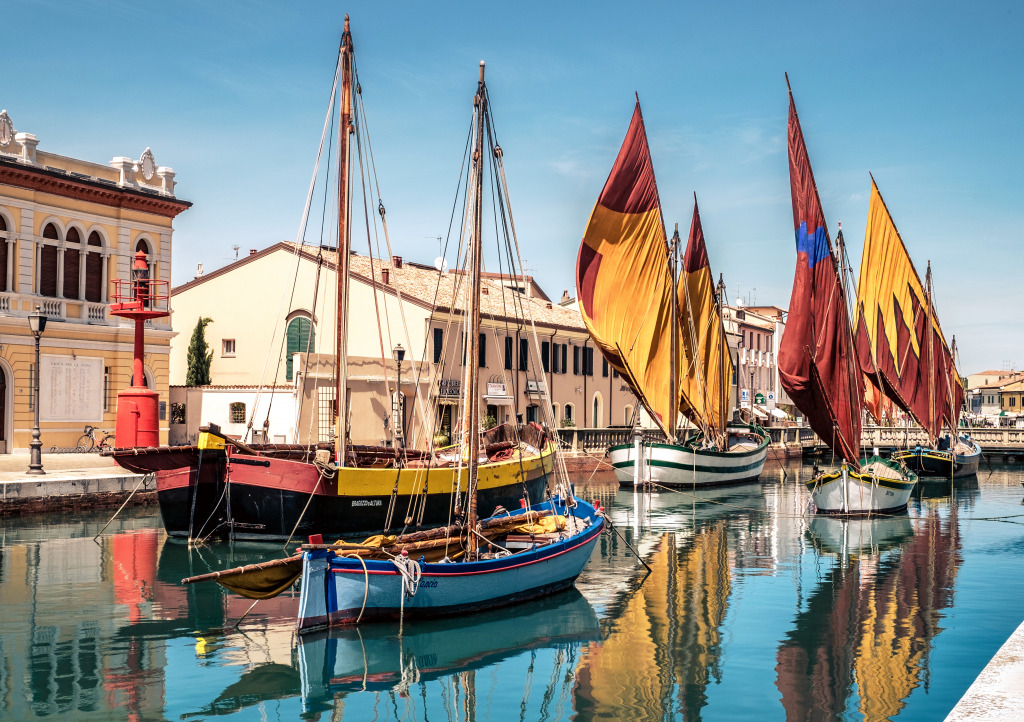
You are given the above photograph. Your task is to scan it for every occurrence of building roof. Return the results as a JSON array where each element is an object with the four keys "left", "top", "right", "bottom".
[{"left": 173, "top": 242, "right": 588, "bottom": 333}]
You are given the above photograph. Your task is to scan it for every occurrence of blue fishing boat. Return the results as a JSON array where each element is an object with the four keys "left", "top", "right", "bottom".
[{"left": 296, "top": 496, "right": 604, "bottom": 631}]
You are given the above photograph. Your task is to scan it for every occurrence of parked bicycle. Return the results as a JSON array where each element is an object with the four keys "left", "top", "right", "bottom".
[{"left": 77, "top": 425, "right": 115, "bottom": 452}]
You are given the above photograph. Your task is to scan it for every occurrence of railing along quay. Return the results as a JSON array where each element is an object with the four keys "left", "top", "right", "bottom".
[{"left": 556, "top": 424, "right": 1024, "bottom": 462}]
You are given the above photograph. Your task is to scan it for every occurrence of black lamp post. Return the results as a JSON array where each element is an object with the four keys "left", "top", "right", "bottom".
[
  {"left": 749, "top": 370, "right": 755, "bottom": 424},
  {"left": 393, "top": 343, "right": 405, "bottom": 451},
  {"left": 27, "top": 306, "right": 47, "bottom": 475}
]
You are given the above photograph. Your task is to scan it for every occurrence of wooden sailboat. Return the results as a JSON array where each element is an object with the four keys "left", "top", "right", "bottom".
[
  {"left": 853, "top": 178, "right": 979, "bottom": 478},
  {"left": 107, "top": 17, "right": 555, "bottom": 542},
  {"left": 779, "top": 78, "right": 917, "bottom": 514},
  {"left": 293, "top": 61, "right": 604, "bottom": 631},
  {"left": 578, "top": 102, "right": 769, "bottom": 489}
]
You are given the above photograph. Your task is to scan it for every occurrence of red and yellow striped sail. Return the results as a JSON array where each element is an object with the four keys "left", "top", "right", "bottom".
[
  {"left": 679, "top": 200, "right": 733, "bottom": 436},
  {"left": 577, "top": 102, "right": 680, "bottom": 430},
  {"left": 853, "top": 179, "right": 965, "bottom": 442}
]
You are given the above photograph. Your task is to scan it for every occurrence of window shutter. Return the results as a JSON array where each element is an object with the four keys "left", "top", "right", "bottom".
[
  {"left": 63, "top": 247, "right": 80, "bottom": 299},
  {"left": 39, "top": 245, "right": 58, "bottom": 297},
  {"left": 519, "top": 338, "right": 528, "bottom": 371},
  {"left": 573, "top": 346, "right": 580, "bottom": 375},
  {"left": 504, "top": 337, "right": 513, "bottom": 370},
  {"left": 478, "top": 333, "right": 486, "bottom": 368},
  {"left": 542, "top": 341, "right": 550, "bottom": 373},
  {"left": 433, "top": 328, "right": 443, "bottom": 364},
  {"left": 286, "top": 317, "right": 314, "bottom": 381}
]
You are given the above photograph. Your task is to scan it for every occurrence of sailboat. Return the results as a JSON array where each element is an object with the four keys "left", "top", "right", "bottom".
[
  {"left": 290, "top": 60, "right": 604, "bottom": 631},
  {"left": 107, "top": 17, "right": 556, "bottom": 542},
  {"left": 853, "top": 178, "right": 980, "bottom": 478},
  {"left": 779, "top": 78, "right": 917, "bottom": 514},
  {"left": 578, "top": 101, "right": 769, "bottom": 489}
]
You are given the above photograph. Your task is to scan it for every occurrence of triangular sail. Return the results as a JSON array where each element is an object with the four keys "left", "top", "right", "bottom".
[
  {"left": 679, "top": 199, "right": 733, "bottom": 439},
  {"left": 576, "top": 102, "right": 681, "bottom": 434},
  {"left": 853, "top": 179, "right": 965, "bottom": 444},
  {"left": 778, "top": 84, "right": 862, "bottom": 467}
]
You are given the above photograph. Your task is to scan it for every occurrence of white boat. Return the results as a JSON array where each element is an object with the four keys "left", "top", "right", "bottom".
[
  {"left": 805, "top": 458, "right": 917, "bottom": 515},
  {"left": 607, "top": 424, "right": 769, "bottom": 487}
]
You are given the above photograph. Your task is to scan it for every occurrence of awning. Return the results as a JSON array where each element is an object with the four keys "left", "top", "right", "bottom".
[
  {"left": 770, "top": 408, "right": 790, "bottom": 419},
  {"left": 740, "top": 402, "right": 768, "bottom": 419},
  {"left": 484, "top": 396, "right": 515, "bottom": 407}
]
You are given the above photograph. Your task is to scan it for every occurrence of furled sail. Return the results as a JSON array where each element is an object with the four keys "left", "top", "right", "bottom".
[
  {"left": 577, "top": 102, "right": 680, "bottom": 432},
  {"left": 853, "top": 179, "right": 965, "bottom": 443},
  {"left": 778, "top": 84, "right": 862, "bottom": 467},
  {"left": 679, "top": 199, "right": 733, "bottom": 438}
]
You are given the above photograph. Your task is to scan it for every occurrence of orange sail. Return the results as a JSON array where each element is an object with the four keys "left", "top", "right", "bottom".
[
  {"left": 577, "top": 102, "right": 680, "bottom": 432},
  {"left": 853, "top": 179, "right": 965, "bottom": 443},
  {"left": 679, "top": 199, "right": 733, "bottom": 438}
]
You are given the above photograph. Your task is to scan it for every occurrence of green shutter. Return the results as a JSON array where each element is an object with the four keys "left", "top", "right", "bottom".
[{"left": 286, "top": 317, "right": 314, "bottom": 381}]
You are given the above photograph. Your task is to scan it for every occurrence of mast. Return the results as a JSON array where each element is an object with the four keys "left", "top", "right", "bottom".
[
  {"left": 716, "top": 273, "right": 728, "bottom": 433},
  {"left": 334, "top": 15, "right": 354, "bottom": 466},
  {"left": 668, "top": 224, "right": 679, "bottom": 444},
  {"left": 465, "top": 61, "right": 487, "bottom": 555},
  {"left": 926, "top": 260, "right": 937, "bottom": 447}
]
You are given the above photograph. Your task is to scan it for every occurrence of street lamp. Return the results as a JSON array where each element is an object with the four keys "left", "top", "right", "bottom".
[
  {"left": 27, "top": 306, "right": 47, "bottom": 475},
  {"left": 749, "top": 370, "right": 755, "bottom": 424},
  {"left": 393, "top": 343, "right": 405, "bottom": 452}
]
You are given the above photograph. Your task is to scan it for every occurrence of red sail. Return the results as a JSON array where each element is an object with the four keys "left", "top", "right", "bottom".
[{"left": 778, "top": 86, "right": 862, "bottom": 467}]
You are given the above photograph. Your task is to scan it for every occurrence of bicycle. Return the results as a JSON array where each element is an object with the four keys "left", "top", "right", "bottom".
[{"left": 77, "top": 425, "right": 115, "bottom": 452}]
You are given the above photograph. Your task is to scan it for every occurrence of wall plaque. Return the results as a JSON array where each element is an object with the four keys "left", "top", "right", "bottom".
[{"left": 40, "top": 355, "right": 104, "bottom": 422}]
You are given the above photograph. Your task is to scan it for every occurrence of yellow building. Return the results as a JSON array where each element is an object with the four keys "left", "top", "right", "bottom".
[{"left": 0, "top": 109, "right": 190, "bottom": 453}]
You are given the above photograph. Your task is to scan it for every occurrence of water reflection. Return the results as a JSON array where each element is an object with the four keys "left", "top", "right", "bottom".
[
  {"left": 3, "top": 466, "right": 1023, "bottom": 720},
  {"left": 776, "top": 505, "right": 963, "bottom": 720},
  {"left": 296, "top": 590, "right": 599, "bottom": 718}
]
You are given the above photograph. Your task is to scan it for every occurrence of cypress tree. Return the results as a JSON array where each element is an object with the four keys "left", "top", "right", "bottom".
[{"left": 185, "top": 317, "right": 214, "bottom": 386}]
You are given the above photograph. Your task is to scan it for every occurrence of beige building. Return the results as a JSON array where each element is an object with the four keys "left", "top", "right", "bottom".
[
  {"left": 168, "top": 243, "right": 638, "bottom": 447},
  {"left": 0, "top": 109, "right": 189, "bottom": 453},
  {"left": 722, "top": 303, "right": 790, "bottom": 422}
]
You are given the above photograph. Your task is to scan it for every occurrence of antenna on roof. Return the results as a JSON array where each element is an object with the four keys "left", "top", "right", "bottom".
[
  {"left": 434, "top": 256, "right": 449, "bottom": 273},
  {"left": 232, "top": 244, "right": 240, "bottom": 261}
]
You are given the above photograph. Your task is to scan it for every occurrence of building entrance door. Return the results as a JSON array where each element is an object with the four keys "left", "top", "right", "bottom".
[{"left": 0, "top": 365, "right": 6, "bottom": 453}]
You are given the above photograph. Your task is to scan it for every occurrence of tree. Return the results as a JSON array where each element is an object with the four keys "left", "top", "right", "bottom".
[{"left": 185, "top": 317, "right": 214, "bottom": 386}]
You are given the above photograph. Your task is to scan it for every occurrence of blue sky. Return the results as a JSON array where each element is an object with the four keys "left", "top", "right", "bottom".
[{"left": 6, "top": 0, "right": 1022, "bottom": 373}]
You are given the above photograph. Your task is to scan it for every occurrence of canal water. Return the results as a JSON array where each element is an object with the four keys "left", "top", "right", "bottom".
[{"left": 2, "top": 461, "right": 1023, "bottom": 721}]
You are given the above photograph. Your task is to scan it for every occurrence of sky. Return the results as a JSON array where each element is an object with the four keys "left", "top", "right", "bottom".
[{"left": 5, "top": 0, "right": 1023, "bottom": 374}]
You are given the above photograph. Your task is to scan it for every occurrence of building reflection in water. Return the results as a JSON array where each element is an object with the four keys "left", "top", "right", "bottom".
[{"left": 775, "top": 502, "right": 963, "bottom": 720}]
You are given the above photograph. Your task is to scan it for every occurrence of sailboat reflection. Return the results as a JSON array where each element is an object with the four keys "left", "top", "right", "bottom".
[
  {"left": 297, "top": 589, "right": 600, "bottom": 716},
  {"left": 807, "top": 515, "right": 914, "bottom": 559},
  {"left": 777, "top": 506, "right": 962, "bottom": 718}
]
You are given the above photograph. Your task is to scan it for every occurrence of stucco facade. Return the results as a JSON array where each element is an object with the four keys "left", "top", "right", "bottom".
[
  {"left": 168, "top": 243, "right": 639, "bottom": 447},
  {"left": 0, "top": 109, "right": 189, "bottom": 453}
]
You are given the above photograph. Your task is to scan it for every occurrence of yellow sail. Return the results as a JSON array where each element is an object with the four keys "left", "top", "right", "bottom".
[
  {"left": 576, "top": 102, "right": 681, "bottom": 432},
  {"left": 678, "top": 200, "right": 733, "bottom": 437}
]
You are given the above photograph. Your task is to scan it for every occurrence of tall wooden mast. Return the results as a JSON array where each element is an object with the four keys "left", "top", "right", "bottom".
[
  {"left": 335, "top": 15, "right": 354, "bottom": 466},
  {"left": 926, "top": 260, "right": 937, "bottom": 448},
  {"left": 668, "top": 224, "right": 679, "bottom": 444},
  {"left": 466, "top": 61, "right": 486, "bottom": 555}
]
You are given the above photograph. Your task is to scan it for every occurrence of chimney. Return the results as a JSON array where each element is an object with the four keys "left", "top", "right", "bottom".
[
  {"left": 382, "top": 268, "right": 390, "bottom": 285},
  {"left": 482, "top": 287, "right": 488, "bottom": 295},
  {"left": 546, "top": 302, "right": 552, "bottom": 309},
  {"left": 249, "top": 249, "right": 257, "bottom": 256},
  {"left": 195, "top": 263, "right": 204, "bottom": 278},
  {"left": 392, "top": 255, "right": 403, "bottom": 269}
]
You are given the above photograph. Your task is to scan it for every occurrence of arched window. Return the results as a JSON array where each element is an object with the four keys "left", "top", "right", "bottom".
[
  {"left": 552, "top": 403, "right": 560, "bottom": 425},
  {"left": 63, "top": 227, "right": 81, "bottom": 299},
  {"left": 286, "top": 316, "right": 314, "bottom": 381},
  {"left": 592, "top": 393, "right": 603, "bottom": 428},
  {"left": 85, "top": 231, "right": 104, "bottom": 302},
  {"left": 38, "top": 223, "right": 59, "bottom": 297},
  {"left": 563, "top": 403, "right": 574, "bottom": 426},
  {"left": 624, "top": 405, "right": 634, "bottom": 426},
  {"left": 0, "top": 215, "right": 8, "bottom": 292}
]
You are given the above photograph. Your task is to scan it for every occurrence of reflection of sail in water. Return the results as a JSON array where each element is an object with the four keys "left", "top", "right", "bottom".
[
  {"left": 776, "top": 506, "right": 962, "bottom": 719},
  {"left": 576, "top": 521, "right": 733, "bottom": 721}
]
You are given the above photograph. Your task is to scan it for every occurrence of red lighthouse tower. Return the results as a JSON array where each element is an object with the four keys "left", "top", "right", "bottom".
[{"left": 109, "top": 250, "right": 170, "bottom": 448}]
